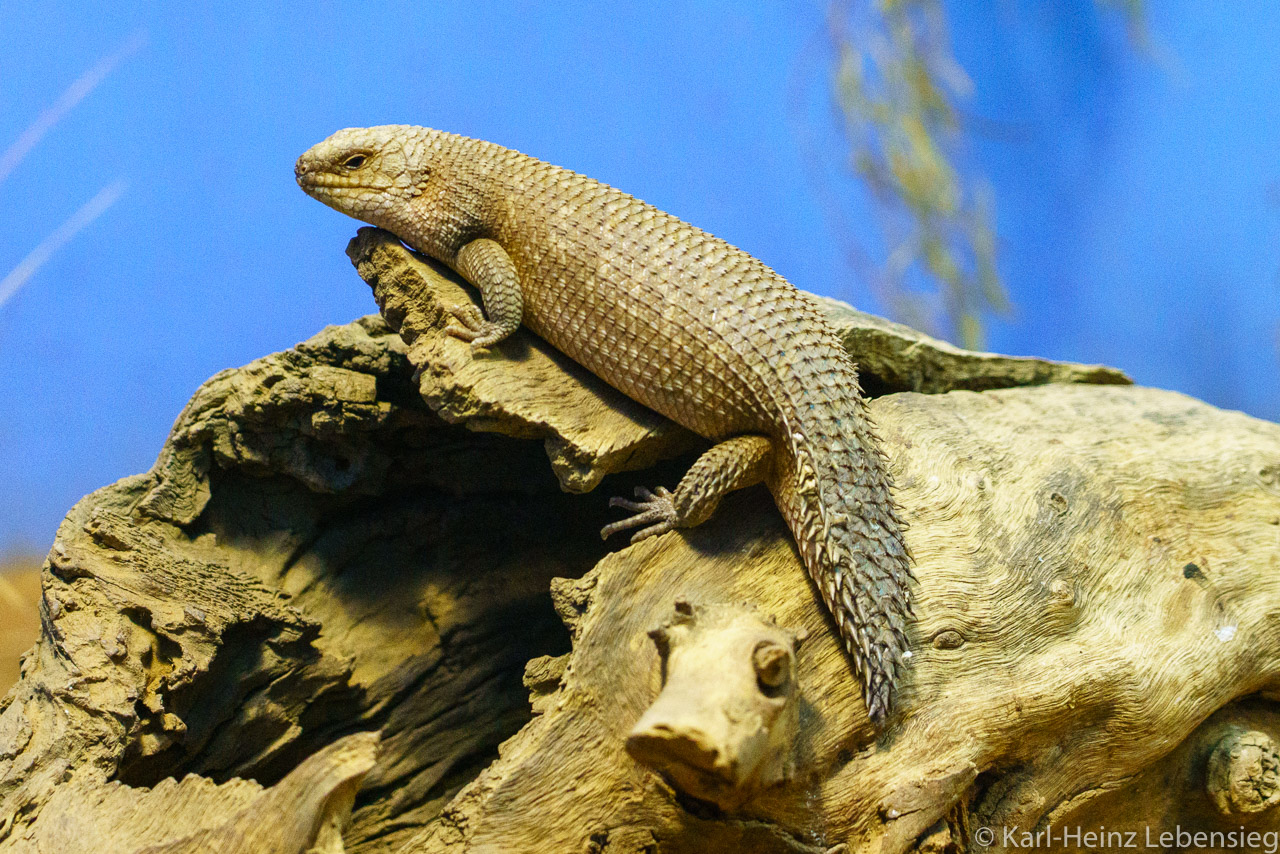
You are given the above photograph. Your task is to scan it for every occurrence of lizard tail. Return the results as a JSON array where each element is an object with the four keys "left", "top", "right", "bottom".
[{"left": 775, "top": 411, "right": 913, "bottom": 724}]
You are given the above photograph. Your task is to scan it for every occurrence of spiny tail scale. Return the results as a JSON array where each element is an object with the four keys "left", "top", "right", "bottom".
[{"left": 774, "top": 346, "right": 913, "bottom": 723}]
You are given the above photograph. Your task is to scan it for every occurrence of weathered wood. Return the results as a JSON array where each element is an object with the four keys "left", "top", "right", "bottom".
[
  {"left": 1206, "top": 728, "right": 1280, "bottom": 816},
  {"left": 3, "top": 732, "right": 378, "bottom": 853},
  {"left": 344, "top": 233, "right": 1280, "bottom": 852},
  {"left": 625, "top": 600, "right": 805, "bottom": 810},
  {"left": 405, "top": 384, "right": 1280, "bottom": 854},
  {"left": 0, "top": 231, "right": 1274, "bottom": 854},
  {"left": 814, "top": 295, "right": 1129, "bottom": 395},
  {"left": 0, "top": 318, "right": 611, "bottom": 853}
]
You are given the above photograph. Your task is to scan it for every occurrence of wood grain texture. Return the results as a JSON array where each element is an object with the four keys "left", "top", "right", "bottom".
[
  {"left": 410, "top": 384, "right": 1280, "bottom": 853},
  {"left": 0, "top": 318, "right": 606, "bottom": 853},
  {"left": 0, "top": 274, "right": 1273, "bottom": 853},
  {"left": 3, "top": 732, "right": 378, "bottom": 853}
]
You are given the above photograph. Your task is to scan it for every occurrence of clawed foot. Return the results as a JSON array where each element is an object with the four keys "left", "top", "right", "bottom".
[
  {"left": 601, "top": 486, "right": 679, "bottom": 543},
  {"left": 446, "top": 303, "right": 506, "bottom": 349}
]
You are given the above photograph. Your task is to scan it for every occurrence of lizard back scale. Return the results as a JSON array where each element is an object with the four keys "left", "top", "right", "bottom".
[{"left": 296, "top": 125, "right": 914, "bottom": 722}]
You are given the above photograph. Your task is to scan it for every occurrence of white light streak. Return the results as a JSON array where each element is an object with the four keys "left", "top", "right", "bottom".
[
  {"left": 0, "top": 29, "right": 146, "bottom": 187},
  {"left": 0, "top": 179, "right": 128, "bottom": 309}
]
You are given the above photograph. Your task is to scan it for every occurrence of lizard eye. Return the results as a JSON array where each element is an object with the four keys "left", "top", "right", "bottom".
[{"left": 342, "top": 154, "right": 367, "bottom": 170}]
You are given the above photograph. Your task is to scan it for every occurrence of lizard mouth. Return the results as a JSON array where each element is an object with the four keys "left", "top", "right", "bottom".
[
  {"left": 295, "top": 168, "right": 369, "bottom": 193},
  {"left": 293, "top": 153, "right": 382, "bottom": 195}
]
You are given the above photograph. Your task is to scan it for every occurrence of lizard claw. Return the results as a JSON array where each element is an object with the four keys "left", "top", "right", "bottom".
[
  {"left": 600, "top": 486, "right": 678, "bottom": 544},
  {"left": 445, "top": 303, "right": 506, "bottom": 349}
]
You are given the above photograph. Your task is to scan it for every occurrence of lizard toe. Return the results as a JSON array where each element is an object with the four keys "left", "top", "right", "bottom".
[
  {"left": 600, "top": 486, "right": 678, "bottom": 541},
  {"left": 449, "top": 302, "right": 486, "bottom": 328},
  {"left": 445, "top": 303, "right": 489, "bottom": 342},
  {"left": 468, "top": 323, "right": 509, "bottom": 349},
  {"left": 445, "top": 323, "right": 478, "bottom": 342}
]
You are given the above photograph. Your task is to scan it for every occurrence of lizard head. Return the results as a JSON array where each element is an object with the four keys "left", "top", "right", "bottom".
[{"left": 295, "top": 125, "right": 437, "bottom": 228}]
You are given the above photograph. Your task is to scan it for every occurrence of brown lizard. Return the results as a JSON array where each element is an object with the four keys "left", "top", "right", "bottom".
[{"left": 295, "top": 125, "right": 913, "bottom": 723}]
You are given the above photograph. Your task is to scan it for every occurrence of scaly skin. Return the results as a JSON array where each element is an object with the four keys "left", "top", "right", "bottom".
[{"left": 296, "top": 126, "right": 913, "bottom": 723}]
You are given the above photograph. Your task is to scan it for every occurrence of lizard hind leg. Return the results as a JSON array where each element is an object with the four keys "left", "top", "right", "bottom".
[{"left": 600, "top": 434, "right": 775, "bottom": 545}]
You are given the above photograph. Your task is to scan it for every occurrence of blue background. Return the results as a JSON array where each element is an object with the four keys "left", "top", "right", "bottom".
[{"left": 1, "top": 2, "right": 1277, "bottom": 553}]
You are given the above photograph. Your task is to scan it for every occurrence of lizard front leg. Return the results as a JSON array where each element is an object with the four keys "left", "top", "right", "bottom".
[
  {"left": 446, "top": 238, "right": 524, "bottom": 349},
  {"left": 602, "top": 434, "right": 774, "bottom": 543}
]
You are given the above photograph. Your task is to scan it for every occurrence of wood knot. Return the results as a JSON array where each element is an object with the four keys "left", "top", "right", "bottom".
[
  {"left": 1207, "top": 729, "right": 1280, "bottom": 815},
  {"left": 1048, "top": 578, "right": 1075, "bottom": 607},
  {"left": 752, "top": 641, "right": 792, "bottom": 695},
  {"left": 931, "top": 629, "right": 965, "bottom": 650}
]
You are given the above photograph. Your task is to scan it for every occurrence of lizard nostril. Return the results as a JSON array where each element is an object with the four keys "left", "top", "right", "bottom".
[{"left": 294, "top": 158, "right": 316, "bottom": 187}]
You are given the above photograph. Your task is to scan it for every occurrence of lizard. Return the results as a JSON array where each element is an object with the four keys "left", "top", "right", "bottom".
[{"left": 295, "top": 125, "right": 914, "bottom": 723}]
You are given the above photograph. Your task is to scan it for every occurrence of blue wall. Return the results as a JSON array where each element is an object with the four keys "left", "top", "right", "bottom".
[{"left": 0, "top": 1, "right": 1276, "bottom": 551}]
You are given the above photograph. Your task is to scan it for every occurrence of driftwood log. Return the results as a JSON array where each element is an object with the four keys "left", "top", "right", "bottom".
[{"left": 1, "top": 228, "right": 1278, "bottom": 853}]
